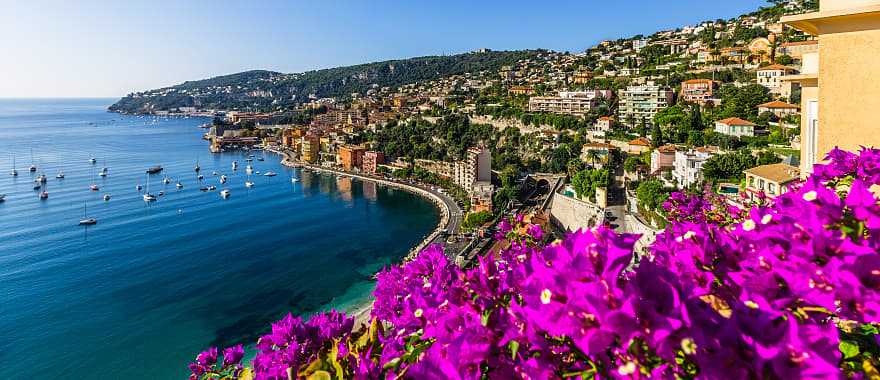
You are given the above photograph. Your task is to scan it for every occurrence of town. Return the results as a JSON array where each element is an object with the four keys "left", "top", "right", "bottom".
[{"left": 123, "top": 0, "right": 835, "bottom": 261}]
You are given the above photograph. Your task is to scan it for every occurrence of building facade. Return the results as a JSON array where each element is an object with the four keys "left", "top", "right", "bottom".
[
  {"left": 782, "top": 0, "right": 880, "bottom": 175},
  {"left": 715, "top": 117, "right": 759, "bottom": 137},
  {"left": 528, "top": 90, "right": 611, "bottom": 117},
  {"left": 362, "top": 151, "right": 385, "bottom": 174},
  {"left": 680, "top": 79, "right": 719, "bottom": 105},
  {"left": 338, "top": 145, "right": 366, "bottom": 171},
  {"left": 672, "top": 149, "right": 712, "bottom": 189},
  {"left": 301, "top": 134, "right": 320, "bottom": 163},
  {"left": 618, "top": 82, "right": 675, "bottom": 127},
  {"left": 743, "top": 163, "right": 800, "bottom": 200},
  {"left": 756, "top": 64, "right": 798, "bottom": 95}
]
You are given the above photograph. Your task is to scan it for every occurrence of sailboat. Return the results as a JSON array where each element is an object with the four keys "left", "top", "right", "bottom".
[
  {"left": 0, "top": 194, "right": 5, "bottom": 202},
  {"left": 245, "top": 171, "right": 255, "bottom": 188},
  {"left": 143, "top": 174, "right": 157, "bottom": 202},
  {"left": 89, "top": 167, "right": 99, "bottom": 191},
  {"left": 99, "top": 161, "right": 108, "bottom": 177},
  {"left": 29, "top": 148, "right": 36, "bottom": 172},
  {"left": 220, "top": 189, "right": 230, "bottom": 198},
  {"left": 79, "top": 202, "right": 97, "bottom": 225},
  {"left": 56, "top": 161, "right": 65, "bottom": 179},
  {"left": 10, "top": 154, "right": 17, "bottom": 176},
  {"left": 39, "top": 182, "right": 48, "bottom": 199},
  {"left": 176, "top": 178, "right": 184, "bottom": 189}
]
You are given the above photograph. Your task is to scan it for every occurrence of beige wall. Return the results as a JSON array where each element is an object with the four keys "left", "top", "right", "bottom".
[
  {"left": 822, "top": 0, "right": 880, "bottom": 12},
  {"left": 817, "top": 23, "right": 880, "bottom": 162}
]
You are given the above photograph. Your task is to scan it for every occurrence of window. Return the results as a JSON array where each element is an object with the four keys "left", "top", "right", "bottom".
[
  {"left": 805, "top": 100, "right": 819, "bottom": 172},
  {"left": 769, "top": 183, "right": 777, "bottom": 194}
]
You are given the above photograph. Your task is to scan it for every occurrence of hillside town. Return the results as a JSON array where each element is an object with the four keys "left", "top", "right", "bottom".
[{"left": 148, "top": 0, "right": 853, "bottom": 258}]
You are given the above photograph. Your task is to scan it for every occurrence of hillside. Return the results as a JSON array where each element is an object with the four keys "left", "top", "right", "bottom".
[{"left": 108, "top": 50, "right": 540, "bottom": 114}]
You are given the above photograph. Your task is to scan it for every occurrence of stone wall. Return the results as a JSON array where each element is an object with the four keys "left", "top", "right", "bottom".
[{"left": 549, "top": 191, "right": 604, "bottom": 232}]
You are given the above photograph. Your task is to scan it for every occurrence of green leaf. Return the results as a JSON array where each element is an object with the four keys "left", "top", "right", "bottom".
[
  {"left": 508, "top": 340, "right": 520, "bottom": 360},
  {"left": 840, "top": 340, "right": 861, "bottom": 359}
]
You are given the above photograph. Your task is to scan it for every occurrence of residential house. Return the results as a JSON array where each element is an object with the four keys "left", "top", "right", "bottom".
[
  {"left": 508, "top": 86, "right": 535, "bottom": 96},
  {"left": 301, "top": 134, "right": 321, "bottom": 163},
  {"left": 743, "top": 163, "right": 800, "bottom": 200},
  {"left": 672, "top": 148, "right": 713, "bottom": 189},
  {"left": 757, "top": 101, "right": 800, "bottom": 118},
  {"left": 338, "top": 145, "right": 366, "bottom": 171},
  {"left": 776, "top": 40, "right": 819, "bottom": 60},
  {"left": 650, "top": 145, "right": 677, "bottom": 174},
  {"left": 782, "top": 0, "right": 880, "bottom": 175},
  {"left": 626, "top": 137, "right": 652, "bottom": 154},
  {"left": 680, "top": 79, "right": 719, "bottom": 105},
  {"left": 756, "top": 64, "right": 798, "bottom": 96},
  {"left": 715, "top": 117, "right": 759, "bottom": 137}
]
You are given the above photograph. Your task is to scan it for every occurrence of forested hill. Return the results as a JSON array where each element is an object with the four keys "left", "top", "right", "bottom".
[{"left": 109, "top": 50, "right": 540, "bottom": 114}]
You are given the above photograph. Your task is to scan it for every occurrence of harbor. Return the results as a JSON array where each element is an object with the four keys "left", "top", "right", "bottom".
[{"left": 0, "top": 99, "right": 439, "bottom": 380}]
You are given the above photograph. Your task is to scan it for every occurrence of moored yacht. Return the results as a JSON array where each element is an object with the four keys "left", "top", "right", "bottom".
[
  {"left": 146, "top": 165, "right": 163, "bottom": 174},
  {"left": 39, "top": 190, "right": 48, "bottom": 199},
  {"left": 220, "top": 189, "right": 230, "bottom": 198},
  {"left": 79, "top": 202, "right": 97, "bottom": 225},
  {"left": 219, "top": 175, "right": 227, "bottom": 184},
  {"left": 0, "top": 194, "right": 6, "bottom": 202},
  {"left": 56, "top": 170, "right": 65, "bottom": 179},
  {"left": 263, "top": 171, "right": 276, "bottom": 177},
  {"left": 232, "top": 161, "right": 239, "bottom": 170},
  {"left": 162, "top": 176, "right": 172, "bottom": 184}
]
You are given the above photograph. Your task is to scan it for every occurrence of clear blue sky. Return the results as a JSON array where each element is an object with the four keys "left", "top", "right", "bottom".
[{"left": 0, "top": 0, "right": 769, "bottom": 98}]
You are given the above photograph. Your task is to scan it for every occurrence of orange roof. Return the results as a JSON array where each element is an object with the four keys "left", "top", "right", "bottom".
[
  {"left": 758, "top": 100, "right": 799, "bottom": 109},
  {"left": 628, "top": 137, "right": 651, "bottom": 146},
  {"left": 656, "top": 144, "right": 677, "bottom": 153},
  {"left": 717, "top": 117, "right": 757, "bottom": 126},
  {"left": 598, "top": 116, "right": 614, "bottom": 121},
  {"left": 682, "top": 79, "right": 715, "bottom": 84},
  {"left": 757, "top": 64, "right": 796, "bottom": 72}
]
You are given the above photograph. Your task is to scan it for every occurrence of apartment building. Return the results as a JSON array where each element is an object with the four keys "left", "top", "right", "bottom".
[
  {"left": 782, "top": 0, "right": 880, "bottom": 175},
  {"left": 758, "top": 101, "right": 800, "bottom": 118},
  {"left": 618, "top": 82, "right": 675, "bottom": 127},
  {"left": 454, "top": 146, "right": 492, "bottom": 191},
  {"left": 528, "top": 90, "right": 612, "bottom": 117},
  {"left": 650, "top": 145, "right": 677, "bottom": 174},
  {"left": 362, "top": 151, "right": 385, "bottom": 174},
  {"left": 301, "top": 134, "right": 320, "bottom": 163},
  {"left": 338, "top": 145, "right": 366, "bottom": 171}
]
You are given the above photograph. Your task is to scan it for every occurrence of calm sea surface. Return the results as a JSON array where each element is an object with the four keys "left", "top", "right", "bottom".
[{"left": 0, "top": 99, "right": 438, "bottom": 379}]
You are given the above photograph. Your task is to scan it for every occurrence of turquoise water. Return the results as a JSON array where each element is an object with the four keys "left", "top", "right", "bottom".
[{"left": 0, "top": 99, "right": 438, "bottom": 379}]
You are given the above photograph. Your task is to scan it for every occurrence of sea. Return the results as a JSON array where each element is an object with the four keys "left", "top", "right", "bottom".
[{"left": 0, "top": 98, "right": 439, "bottom": 379}]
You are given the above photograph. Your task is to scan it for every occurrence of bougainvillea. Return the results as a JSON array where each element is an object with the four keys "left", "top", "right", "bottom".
[{"left": 190, "top": 147, "right": 880, "bottom": 379}]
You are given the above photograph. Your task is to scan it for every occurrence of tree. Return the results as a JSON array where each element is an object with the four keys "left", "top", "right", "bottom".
[
  {"left": 701, "top": 150, "right": 757, "bottom": 182},
  {"left": 716, "top": 84, "right": 772, "bottom": 121},
  {"left": 635, "top": 179, "right": 670, "bottom": 211},
  {"left": 624, "top": 156, "right": 645, "bottom": 173},
  {"left": 572, "top": 168, "right": 611, "bottom": 202},
  {"left": 651, "top": 124, "right": 664, "bottom": 148}
]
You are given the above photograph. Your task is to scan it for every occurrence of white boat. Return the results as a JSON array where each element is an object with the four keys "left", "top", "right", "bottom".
[
  {"left": 99, "top": 166, "right": 108, "bottom": 177},
  {"left": 220, "top": 189, "right": 230, "bottom": 198},
  {"left": 197, "top": 174, "right": 204, "bottom": 180},
  {"left": 29, "top": 149, "right": 36, "bottom": 172},
  {"left": 291, "top": 178, "right": 299, "bottom": 183},
  {"left": 212, "top": 171, "right": 218, "bottom": 176},
  {"left": 10, "top": 154, "right": 18, "bottom": 176},
  {"left": 220, "top": 175, "right": 227, "bottom": 184},
  {"left": 79, "top": 202, "right": 97, "bottom": 225},
  {"left": 245, "top": 181, "right": 254, "bottom": 188},
  {"left": 245, "top": 165, "right": 254, "bottom": 175},
  {"left": 0, "top": 194, "right": 6, "bottom": 202},
  {"left": 36, "top": 174, "right": 47, "bottom": 183},
  {"left": 158, "top": 191, "right": 165, "bottom": 196},
  {"left": 264, "top": 171, "right": 276, "bottom": 177},
  {"left": 56, "top": 170, "right": 65, "bottom": 179},
  {"left": 194, "top": 158, "right": 201, "bottom": 173},
  {"left": 162, "top": 176, "right": 172, "bottom": 184},
  {"left": 90, "top": 184, "right": 100, "bottom": 191},
  {"left": 143, "top": 175, "right": 157, "bottom": 201},
  {"left": 232, "top": 161, "right": 239, "bottom": 170},
  {"left": 136, "top": 184, "right": 143, "bottom": 191},
  {"left": 176, "top": 181, "right": 184, "bottom": 189},
  {"left": 39, "top": 191, "right": 48, "bottom": 199},
  {"left": 207, "top": 185, "right": 216, "bottom": 191},
  {"left": 103, "top": 194, "right": 111, "bottom": 201},
  {"left": 89, "top": 157, "right": 97, "bottom": 164}
]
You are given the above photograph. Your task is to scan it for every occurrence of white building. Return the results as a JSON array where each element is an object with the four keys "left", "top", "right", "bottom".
[
  {"left": 672, "top": 149, "right": 713, "bottom": 189},
  {"left": 618, "top": 82, "right": 676, "bottom": 127},
  {"left": 528, "top": 90, "right": 612, "bottom": 117},
  {"left": 756, "top": 64, "right": 798, "bottom": 95},
  {"left": 454, "top": 146, "right": 492, "bottom": 191},
  {"left": 714, "top": 117, "right": 759, "bottom": 138}
]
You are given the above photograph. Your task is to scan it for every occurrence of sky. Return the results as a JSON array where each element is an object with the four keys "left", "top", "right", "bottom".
[{"left": 0, "top": 0, "right": 769, "bottom": 98}]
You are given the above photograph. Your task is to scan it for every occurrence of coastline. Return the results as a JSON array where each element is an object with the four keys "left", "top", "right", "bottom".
[{"left": 264, "top": 146, "right": 453, "bottom": 326}]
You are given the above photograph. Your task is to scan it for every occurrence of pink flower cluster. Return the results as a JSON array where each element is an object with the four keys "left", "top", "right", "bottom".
[{"left": 189, "top": 147, "right": 880, "bottom": 379}]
